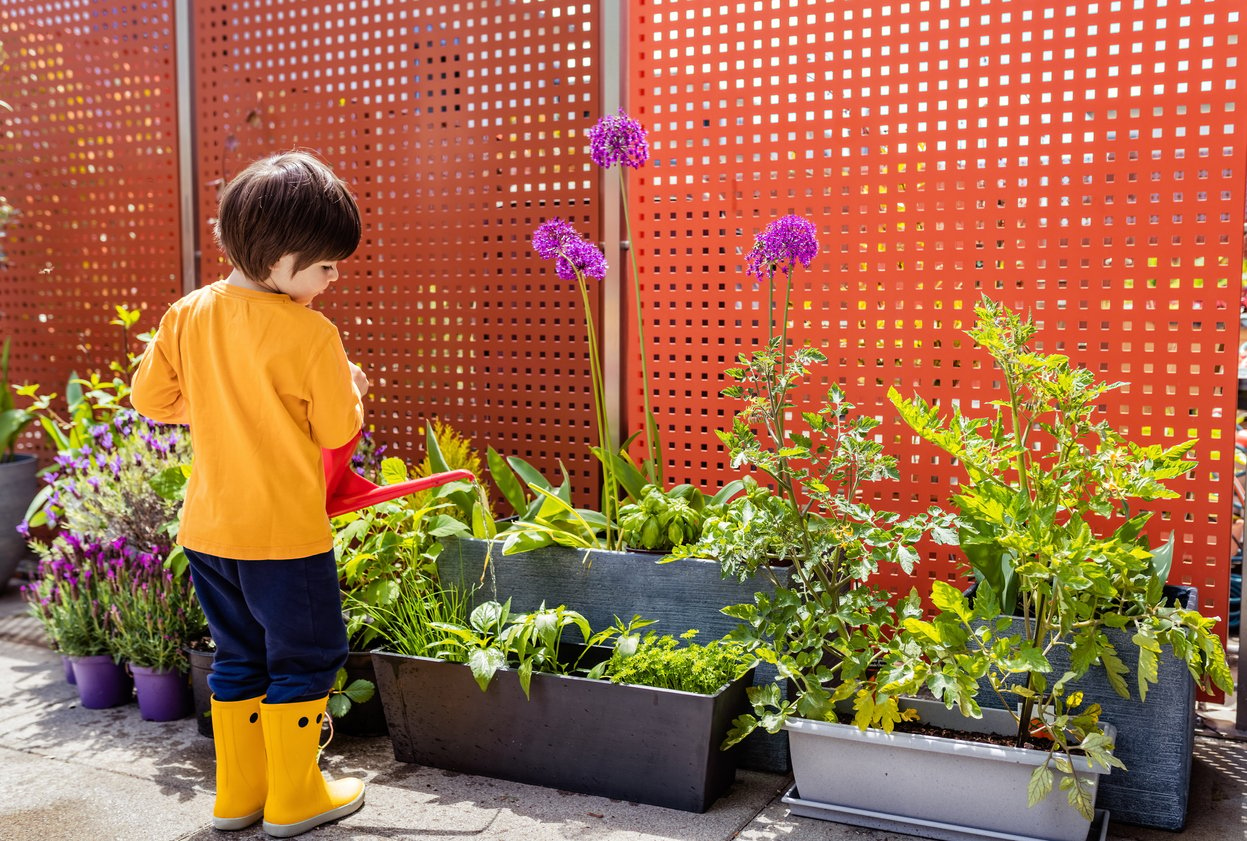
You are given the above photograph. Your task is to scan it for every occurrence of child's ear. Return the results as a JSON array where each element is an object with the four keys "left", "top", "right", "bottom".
[{"left": 266, "top": 254, "right": 296, "bottom": 281}]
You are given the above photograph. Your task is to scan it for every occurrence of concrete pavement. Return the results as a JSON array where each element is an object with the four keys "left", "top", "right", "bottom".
[{"left": 2, "top": 584, "right": 1245, "bottom": 841}]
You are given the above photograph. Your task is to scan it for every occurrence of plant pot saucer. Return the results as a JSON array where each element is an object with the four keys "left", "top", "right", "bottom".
[{"left": 781, "top": 786, "right": 1109, "bottom": 841}]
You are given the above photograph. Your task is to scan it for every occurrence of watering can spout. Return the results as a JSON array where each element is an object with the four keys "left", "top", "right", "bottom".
[{"left": 323, "top": 432, "right": 474, "bottom": 518}]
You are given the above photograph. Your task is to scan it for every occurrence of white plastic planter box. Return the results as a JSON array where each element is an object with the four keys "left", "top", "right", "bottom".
[{"left": 783, "top": 696, "right": 1114, "bottom": 841}]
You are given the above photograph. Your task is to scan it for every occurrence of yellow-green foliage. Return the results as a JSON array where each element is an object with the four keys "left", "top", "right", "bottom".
[
  {"left": 410, "top": 419, "right": 488, "bottom": 515},
  {"left": 607, "top": 630, "right": 753, "bottom": 695},
  {"left": 415, "top": 418, "right": 484, "bottom": 479}
]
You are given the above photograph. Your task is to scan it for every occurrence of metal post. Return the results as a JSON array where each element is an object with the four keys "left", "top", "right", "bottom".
[
  {"left": 173, "top": 0, "right": 198, "bottom": 294},
  {"left": 599, "top": 0, "right": 625, "bottom": 452}
]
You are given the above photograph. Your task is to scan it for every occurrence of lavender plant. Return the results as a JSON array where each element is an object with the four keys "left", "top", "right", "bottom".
[
  {"left": 105, "top": 536, "right": 207, "bottom": 671},
  {"left": 22, "top": 409, "right": 190, "bottom": 553},
  {"left": 21, "top": 305, "right": 203, "bottom": 670},
  {"left": 26, "top": 534, "right": 122, "bottom": 659}
]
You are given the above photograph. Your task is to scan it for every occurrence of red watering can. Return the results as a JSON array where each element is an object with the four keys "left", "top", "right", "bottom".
[{"left": 323, "top": 431, "right": 474, "bottom": 518}]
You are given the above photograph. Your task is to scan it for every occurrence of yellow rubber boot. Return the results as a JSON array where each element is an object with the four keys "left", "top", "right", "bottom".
[
  {"left": 260, "top": 697, "right": 364, "bottom": 838},
  {"left": 210, "top": 696, "right": 267, "bottom": 830}
]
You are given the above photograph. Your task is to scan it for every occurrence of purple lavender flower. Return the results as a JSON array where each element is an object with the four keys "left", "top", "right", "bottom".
[
  {"left": 532, "top": 219, "right": 608, "bottom": 282},
  {"left": 746, "top": 215, "right": 819, "bottom": 283},
  {"left": 588, "top": 109, "right": 649, "bottom": 169},
  {"left": 16, "top": 520, "right": 29, "bottom": 538}
]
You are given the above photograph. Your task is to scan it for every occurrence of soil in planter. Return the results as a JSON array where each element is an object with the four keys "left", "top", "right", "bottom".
[{"left": 885, "top": 717, "right": 1059, "bottom": 752}]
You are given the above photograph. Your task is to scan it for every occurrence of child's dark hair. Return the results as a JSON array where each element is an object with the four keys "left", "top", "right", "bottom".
[{"left": 214, "top": 151, "right": 362, "bottom": 283}]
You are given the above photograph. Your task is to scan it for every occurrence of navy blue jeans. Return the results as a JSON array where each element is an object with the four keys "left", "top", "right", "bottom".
[{"left": 187, "top": 547, "right": 348, "bottom": 705}]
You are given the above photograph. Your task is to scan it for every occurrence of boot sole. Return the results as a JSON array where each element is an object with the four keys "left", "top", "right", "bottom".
[
  {"left": 213, "top": 808, "right": 263, "bottom": 831},
  {"left": 261, "top": 790, "right": 364, "bottom": 838}
]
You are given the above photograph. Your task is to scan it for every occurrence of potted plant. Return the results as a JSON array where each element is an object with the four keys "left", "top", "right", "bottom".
[
  {"left": 27, "top": 533, "right": 132, "bottom": 709},
  {"left": 434, "top": 449, "right": 792, "bottom": 772},
  {"left": 885, "top": 296, "right": 1234, "bottom": 830},
  {"left": 331, "top": 422, "right": 480, "bottom": 736},
  {"left": 682, "top": 217, "right": 1121, "bottom": 838},
  {"left": 106, "top": 539, "right": 207, "bottom": 721},
  {"left": 431, "top": 113, "right": 797, "bottom": 769},
  {"left": 370, "top": 590, "right": 757, "bottom": 812},
  {"left": 0, "top": 336, "right": 38, "bottom": 593},
  {"left": 21, "top": 306, "right": 202, "bottom": 712},
  {"left": 730, "top": 297, "right": 1231, "bottom": 840}
]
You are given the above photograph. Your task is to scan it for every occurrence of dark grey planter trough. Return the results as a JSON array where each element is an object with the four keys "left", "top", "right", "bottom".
[
  {"left": 371, "top": 647, "right": 753, "bottom": 812},
  {"left": 436, "top": 535, "right": 792, "bottom": 773},
  {"left": 972, "top": 584, "right": 1199, "bottom": 830}
]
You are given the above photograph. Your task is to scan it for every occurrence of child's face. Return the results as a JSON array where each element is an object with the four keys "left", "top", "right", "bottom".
[{"left": 267, "top": 254, "right": 340, "bottom": 306}]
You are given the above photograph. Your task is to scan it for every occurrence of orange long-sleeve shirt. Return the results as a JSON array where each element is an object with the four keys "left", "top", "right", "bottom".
[{"left": 131, "top": 280, "right": 363, "bottom": 559}]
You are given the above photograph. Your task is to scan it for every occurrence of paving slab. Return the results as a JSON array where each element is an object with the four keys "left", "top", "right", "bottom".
[
  {"left": 0, "top": 640, "right": 77, "bottom": 726},
  {"left": 177, "top": 765, "right": 790, "bottom": 841},
  {"left": 0, "top": 743, "right": 211, "bottom": 841},
  {"left": 4, "top": 613, "right": 1247, "bottom": 841}
]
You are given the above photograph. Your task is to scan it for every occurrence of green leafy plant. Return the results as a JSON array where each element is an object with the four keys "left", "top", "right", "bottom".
[
  {"left": 606, "top": 629, "right": 754, "bottom": 695},
  {"left": 0, "top": 338, "right": 34, "bottom": 461},
  {"left": 353, "top": 574, "right": 475, "bottom": 658},
  {"left": 106, "top": 549, "right": 207, "bottom": 672},
  {"left": 885, "top": 296, "right": 1234, "bottom": 819},
  {"left": 333, "top": 466, "right": 471, "bottom": 650},
  {"left": 402, "top": 419, "right": 489, "bottom": 519},
  {"left": 326, "top": 667, "right": 376, "bottom": 720},
  {"left": 617, "top": 483, "right": 743, "bottom": 552},
  {"left": 430, "top": 599, "right": 654, "bottom": 698},
  {"left": 671, "top": 216, "right": 953, "bottom": 748}
]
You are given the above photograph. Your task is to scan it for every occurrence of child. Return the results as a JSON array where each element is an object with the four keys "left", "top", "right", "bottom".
[{"left": 131, "top": 151, "right": 368, "bottom": 838}]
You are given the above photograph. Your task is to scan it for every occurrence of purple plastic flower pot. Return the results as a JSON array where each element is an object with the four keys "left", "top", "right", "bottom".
[
  {"left": 70, "top": 655, "right": 132, "bottom": 709},
  {"left": 129, "top": 664, "right": 191, "bottom": 721},
  {"left": 62, "top": 655, "right": 76, "bottom": 685}
]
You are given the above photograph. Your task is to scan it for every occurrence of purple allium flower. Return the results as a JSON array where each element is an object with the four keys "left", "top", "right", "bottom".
[
  {"left": 532, "top": 218, "right": 608, "bottom": 282},
  {"left": 532, "top": 218, "right": 579, "bottom": 260},
  {"left": 745, "top": 215, "right": 819, "bottom": 283},
  {"left": 557, "top": 240, "right": 607, "bottom": 281},
  {"left": 588, "top": 109, "right": 649, "bottom": 169}
]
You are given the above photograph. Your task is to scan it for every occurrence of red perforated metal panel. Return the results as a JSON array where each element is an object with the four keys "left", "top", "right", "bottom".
[
  {"left": 192, "top": 0, "right": 604, "bottom": 500},
  {"left": 631, "top": 1, "right": 1247, "bottom": 632},
  {"left": 0, "top": 0, "right": 182, "bottom": 440}
]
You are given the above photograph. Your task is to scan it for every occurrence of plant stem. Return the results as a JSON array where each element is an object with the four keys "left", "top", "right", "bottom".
[
  {"left": 575, "top": 270, "right": 618, "bottom": 549},
  {"left": 1015, "top": 589, "right": 1052, "bottom": 748},
  {"left": 779, "top": 266, "right": 793, "bottom": 381},
  {"left": 617, "top": 169, "right": 663, "bottom": 486}
]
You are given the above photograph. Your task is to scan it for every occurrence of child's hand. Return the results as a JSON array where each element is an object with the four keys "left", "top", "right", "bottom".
[{"left": 349, "top": 362, "right": 370, "bottom": 398}]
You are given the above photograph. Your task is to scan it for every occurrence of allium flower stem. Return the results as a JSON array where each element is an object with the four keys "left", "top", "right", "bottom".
[
  {"left": 574, "top": 272, "right": 619, "bottom": 548},
  {"left": 617, "top": 169, "right": 663, "bottom": 486}
]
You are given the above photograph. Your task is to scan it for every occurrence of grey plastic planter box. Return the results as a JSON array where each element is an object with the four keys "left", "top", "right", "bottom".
[
  {"left": 783, "top": 696, "right": 1114, "bottom": 841},
  {"left": 436, "top": 535, "right": 792, "bottom": 773},
  {"left": 371, "top": 647, "right": 753, "bottom": 812},
  {"left": 971, "top": 584, "right": 1198, "bottom": 830}
]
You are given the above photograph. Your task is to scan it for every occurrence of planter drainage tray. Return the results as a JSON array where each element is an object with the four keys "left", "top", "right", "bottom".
[{"left": 782, "top": 786, "right": 1109, "bottom": 841}]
